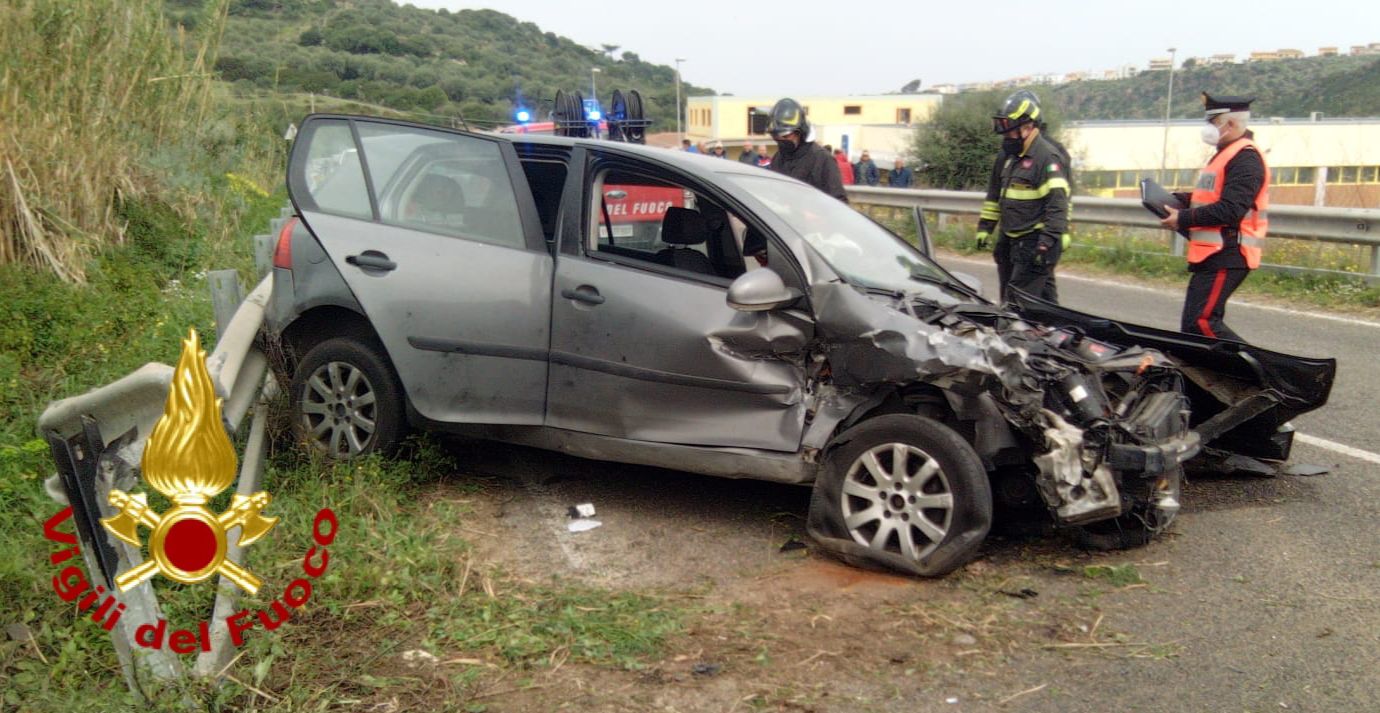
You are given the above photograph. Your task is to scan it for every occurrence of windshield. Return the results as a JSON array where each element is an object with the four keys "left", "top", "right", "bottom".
[{"left": 727, "top": 174, "right": 965, "bottom": 296}]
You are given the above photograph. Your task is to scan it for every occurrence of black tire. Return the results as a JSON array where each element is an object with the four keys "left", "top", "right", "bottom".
[
  {"left": 808, "top": 415, "right": 992, "bottom": 577},
  {"left": 290, "top": 336, "right": 406, "bottom": 459},
  {"left": 1070, "top": 466, "right": 1182, "bottom": 551}
]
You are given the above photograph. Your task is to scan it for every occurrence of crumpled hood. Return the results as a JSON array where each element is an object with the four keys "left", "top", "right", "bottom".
[{"left": 810, "top": 282, "right": 1044, "bottom": 413}]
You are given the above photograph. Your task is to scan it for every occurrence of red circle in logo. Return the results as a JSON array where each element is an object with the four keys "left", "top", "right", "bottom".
[{"left": 165, "top": 518, "right": 218, "bottom": 572}]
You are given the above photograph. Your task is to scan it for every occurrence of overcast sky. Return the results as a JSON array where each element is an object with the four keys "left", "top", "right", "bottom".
[{"left": 397, "top": 1, "right": 1376, "bottom": 96}]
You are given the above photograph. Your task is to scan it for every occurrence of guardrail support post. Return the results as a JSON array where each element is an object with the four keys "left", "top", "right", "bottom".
[
  {"left": 1370, "top": 245, "right": 1380, "bottom": 283},
  {"left": 209, "top": 270, "right": 245, "bottom": 339}
]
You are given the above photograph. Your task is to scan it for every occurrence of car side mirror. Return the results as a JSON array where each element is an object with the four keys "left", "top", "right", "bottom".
[{"left": 727, "top": 268, "right": 802, "bottom": 312}]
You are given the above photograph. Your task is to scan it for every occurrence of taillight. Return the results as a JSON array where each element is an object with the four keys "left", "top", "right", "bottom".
[{"left": 273, "top": 217, "right": 298, "bottom": 269}]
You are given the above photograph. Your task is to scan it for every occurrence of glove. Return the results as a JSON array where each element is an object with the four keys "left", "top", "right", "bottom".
[
  {"left": 1061, "top": 233, "right": 1072, "bottom": 250},
  {"left": 975, "top": 231, "right": 990, "bottom": 250},
  {"left": 1034, "top": 234, "right": 1056, "bottom": 266}
]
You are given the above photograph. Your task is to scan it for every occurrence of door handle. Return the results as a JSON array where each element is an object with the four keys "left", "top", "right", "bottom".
[
  {"left": 346, "top": 251, "right": 397, "bottom": 272},
  {"left": 561, "top": 286, "right": 604, "bottom": 305}
]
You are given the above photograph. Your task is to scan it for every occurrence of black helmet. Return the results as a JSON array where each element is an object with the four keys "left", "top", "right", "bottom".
[
  {"left": 767, "top": 98, "right": 809, "bottom": 138},
  {"left": 993, "top": 90, "right": 1041, "bottom": 134}
]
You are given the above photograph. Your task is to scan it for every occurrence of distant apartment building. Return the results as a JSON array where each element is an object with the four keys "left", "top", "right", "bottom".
[
  {"left": 1147, "top": 57, "right": 1173, "bottom": 71},
  {"left": 1249, "top": 50, "right": 1282, "bottom": 62},
  {"left": 1063, "top": 71, "right": 1089, "bottom": 82},
  {"left": 1199, "top": 53, "right": 1237, "bottom": 65},
  {"left": 930, "top": 84, "right": 959, "bottom": 95},
  {"left": 1277, "top": 48, "right": 1304, "bottom": 59},
  {"left": 1352, "top": 43, "right": 1380, "bottom": 55},
  {"left": 1318, "top": 46, "right": 1339, "bottom": 56}
]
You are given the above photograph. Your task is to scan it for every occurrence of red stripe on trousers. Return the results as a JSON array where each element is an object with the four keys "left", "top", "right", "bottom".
[{"left": 1197, "top": 269, "right": 1228, "bottom": 338}]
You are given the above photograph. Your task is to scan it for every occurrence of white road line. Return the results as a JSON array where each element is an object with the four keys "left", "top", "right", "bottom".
[
  {"left": 940, "top": 255, "right": 1380, "bottom": 329},
  {"left": 1294, "top": 434, "right": 1380, "bottom": 466}
]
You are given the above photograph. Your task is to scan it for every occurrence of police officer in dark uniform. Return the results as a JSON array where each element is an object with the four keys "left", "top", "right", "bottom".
[
  {"left": 766, "top": 98, "right": 847, "bottom": 202},
  {"left": 976, "top": 90, "right": 1071, "bottom": 304}
]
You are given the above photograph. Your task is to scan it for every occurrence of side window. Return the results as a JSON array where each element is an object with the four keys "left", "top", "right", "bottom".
[
  {"left": 355, "top": 123, "right": 524, "bottom": 248},
  {"left": 298, "top": 121, "right": 371, "bottom": 219},
  {"left": 589, "top": 169, "right": 747, "bottom": 281}
]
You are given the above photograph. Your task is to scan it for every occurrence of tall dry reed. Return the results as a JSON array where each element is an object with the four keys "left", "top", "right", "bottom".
[{"left": 0, "top": 0, "right": 226, "bottom": 281}]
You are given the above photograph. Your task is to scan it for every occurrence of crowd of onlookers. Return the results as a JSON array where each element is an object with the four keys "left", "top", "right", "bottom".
[{"left": 677, "top": 138, "right": 914, "bottom": 186}]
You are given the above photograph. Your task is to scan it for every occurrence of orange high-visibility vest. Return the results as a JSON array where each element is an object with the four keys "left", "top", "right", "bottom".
[{"left": 1187, "top": 137, "right": 1269, "bottom": 268}]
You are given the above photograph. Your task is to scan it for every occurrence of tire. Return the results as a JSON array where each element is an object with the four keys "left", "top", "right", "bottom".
[
  {"left": 290, "top": 336, "right": 406, "bottom": 459},
  {"left": 1070, "top": 466, "right": 1182, "bottom": 551},
  {"left": 808, "top": 415, "right": 992, "bottom": 577}
]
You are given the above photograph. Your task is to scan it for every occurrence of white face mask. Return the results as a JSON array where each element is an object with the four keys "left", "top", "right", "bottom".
[{"left": 1201, "top": 121, "right": 1221, "bottom": 146}]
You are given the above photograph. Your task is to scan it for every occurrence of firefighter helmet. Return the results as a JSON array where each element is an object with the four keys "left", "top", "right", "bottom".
[
  {"left": 992, "top": 90, "right": 1042, "bottom": 134},
  {"left": 767, "top": 98, "right": 809, "bottom": 138}
]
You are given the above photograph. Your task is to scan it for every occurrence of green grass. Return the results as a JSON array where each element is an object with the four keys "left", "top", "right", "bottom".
[{"left": 0, "top": 211, "right": 684, "bottom": 709}]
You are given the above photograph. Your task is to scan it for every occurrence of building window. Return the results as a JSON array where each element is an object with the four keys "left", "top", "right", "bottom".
[
  {"left": 1362, "top": 166, "right": 1379, "bottom": 183},
  {"left": 1296, "top": 167, "right": 1316, "bottom": 184},
  {"left": 896, "top": 108, "right": 912, "bottom": 124},
  {"left": 843, "top": 105, "right": 861, "bottom": 115},
  {"left": 747, "top": 108, "right": 770, "bottom": 135},
  {"left": 1339, "top": 166, "right": 1359, "bottom": 183}
]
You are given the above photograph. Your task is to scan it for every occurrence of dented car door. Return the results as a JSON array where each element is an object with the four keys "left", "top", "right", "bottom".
[{"left": 544, "top": 151, "right": 811, "bottom": 450}]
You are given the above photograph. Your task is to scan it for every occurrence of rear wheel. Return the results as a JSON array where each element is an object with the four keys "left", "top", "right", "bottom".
[
  {"left": 810, "top": 415, "right": 992, "bottom": 577},
  {"left": 1071, "top": 466, "right": 1182, "bottom": 550},
  {"left": 291, "top": 337, "right": 406, "bottom": 459}
]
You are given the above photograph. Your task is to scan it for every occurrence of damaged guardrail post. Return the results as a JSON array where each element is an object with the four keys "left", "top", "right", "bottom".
[{"left": 37, "top": 273, "right": 275, "bottom": 699}]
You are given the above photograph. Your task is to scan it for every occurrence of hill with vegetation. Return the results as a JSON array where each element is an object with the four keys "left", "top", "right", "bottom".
[
  {"left": 170, "top": 0, "right": 712, "bottom": 129},
  {"left": 1047, "top": 54, "right": 1380, "bottom": 120}
]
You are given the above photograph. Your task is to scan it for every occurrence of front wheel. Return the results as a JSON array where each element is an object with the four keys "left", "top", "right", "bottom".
[
  {"left": 291, "top": 337, "right": 406, "bottom": 459},
  {"left": 1070, "top": 466, "right": 1182, "bottom": 551},
  {"left": 808, "top": 415, "right": 993, "bottom": 577}
]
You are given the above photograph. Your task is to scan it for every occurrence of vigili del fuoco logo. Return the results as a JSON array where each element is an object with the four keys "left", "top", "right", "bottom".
[{"left": 44, "top": 329, "right": 338, "bottom": 653}]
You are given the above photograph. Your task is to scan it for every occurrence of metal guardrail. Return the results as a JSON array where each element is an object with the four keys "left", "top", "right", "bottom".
[
  {"left": 846, "top": 186, "right": 1380, "bottom": 280},
  {"left": 38, "top": 274, "right": 276, "bottom": 697}
]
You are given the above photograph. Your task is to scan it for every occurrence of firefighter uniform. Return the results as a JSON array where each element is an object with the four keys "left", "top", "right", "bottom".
[
  {"left": 977, "top": 132, "right": 1070, "bottom": 304},
  {"left": 1173, "top": 93, "right": 1268, "bottom": 341}
]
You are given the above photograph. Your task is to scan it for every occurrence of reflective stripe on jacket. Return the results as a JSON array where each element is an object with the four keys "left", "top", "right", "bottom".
[{"left": 1188, "top": 138, "right": 1269, "bottom": 268}]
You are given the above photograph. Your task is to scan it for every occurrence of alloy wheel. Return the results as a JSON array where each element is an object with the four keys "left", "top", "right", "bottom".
[
  {"left": 298, "top": 360, "right": 378, "bottom": 457},
  {"left": 840, "top": 442, "right": 955, "bottom": 561}
]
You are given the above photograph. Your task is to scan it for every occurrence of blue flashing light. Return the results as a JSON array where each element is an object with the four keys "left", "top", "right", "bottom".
[
  {"left": 515, "top": 109, "right": 532, "bottom": 123},
  {"left": 586, "top": 109, "right": 602, "bottom": 121}
]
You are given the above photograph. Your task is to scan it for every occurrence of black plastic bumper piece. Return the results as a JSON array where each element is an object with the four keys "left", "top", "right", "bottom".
[{"left": 1107, "top": 430, "right": 1202, "bottom": 474}]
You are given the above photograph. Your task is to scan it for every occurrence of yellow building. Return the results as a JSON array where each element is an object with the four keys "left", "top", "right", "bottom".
[
  {"left": 684, "top": 94, "right": 941, "bottom": 160},
  {"left": 1065, "top": 118, "right": 1380, "bottom": 208}
]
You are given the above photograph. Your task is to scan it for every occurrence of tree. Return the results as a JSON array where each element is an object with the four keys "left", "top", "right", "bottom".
[{"left": 600, "top": 43, "right": 619, "bottom": 59}]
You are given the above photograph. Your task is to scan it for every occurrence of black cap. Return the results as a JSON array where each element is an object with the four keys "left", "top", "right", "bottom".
[{"left": 1202, "top": 92, "right": 1254, "bottom": 116}]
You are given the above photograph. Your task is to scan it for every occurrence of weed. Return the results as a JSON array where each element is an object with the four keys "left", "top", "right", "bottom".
[{"left": 1082, "top": 564, "right": 1145, "bottom": 587}]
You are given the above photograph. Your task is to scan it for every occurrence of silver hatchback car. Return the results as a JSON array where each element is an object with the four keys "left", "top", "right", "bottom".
[{"left": 265, "top": 115, "right": 1334, "bottom": 576}]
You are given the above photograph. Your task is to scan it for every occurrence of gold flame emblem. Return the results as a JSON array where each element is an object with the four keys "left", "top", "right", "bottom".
[{"left": 101, "top": 329, "right": 277, "bottom": 593}]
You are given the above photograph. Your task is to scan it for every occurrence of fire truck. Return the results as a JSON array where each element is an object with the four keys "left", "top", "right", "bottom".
[{"left": 498, "top": 89, "right": 687, "bottom": 248}]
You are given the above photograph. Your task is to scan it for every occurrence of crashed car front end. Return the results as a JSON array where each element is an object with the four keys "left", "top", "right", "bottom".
[{"left": 809, "top": 279, "right": 1198, "bottom": 532}]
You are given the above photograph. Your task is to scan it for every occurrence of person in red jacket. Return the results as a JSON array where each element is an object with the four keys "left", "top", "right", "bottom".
[{"left": 833, "top": 148, "right": 855, "bottom": 185}]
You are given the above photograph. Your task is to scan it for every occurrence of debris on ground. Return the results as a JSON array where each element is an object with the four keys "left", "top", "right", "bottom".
[
  {"left": 691, "top": 662, "right": 722, "bottom": 677},
  {"left": 401, "top": 649, "right": 439, "bottom": 669},
  {"left": 779, "top": 539, "right": 807, "bottom": 553},
  {"left": 1284, "top": 463, "right": 1331, "bottom": 477},
  {"left": 568, "top": 502, "right": 596, "bottom": 518},
  {"left": 999, "top": 587, "right": 1040, "bottom": 599},
  {"left": 568, "top": 519, "right": 602, "bottom": 533}
]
